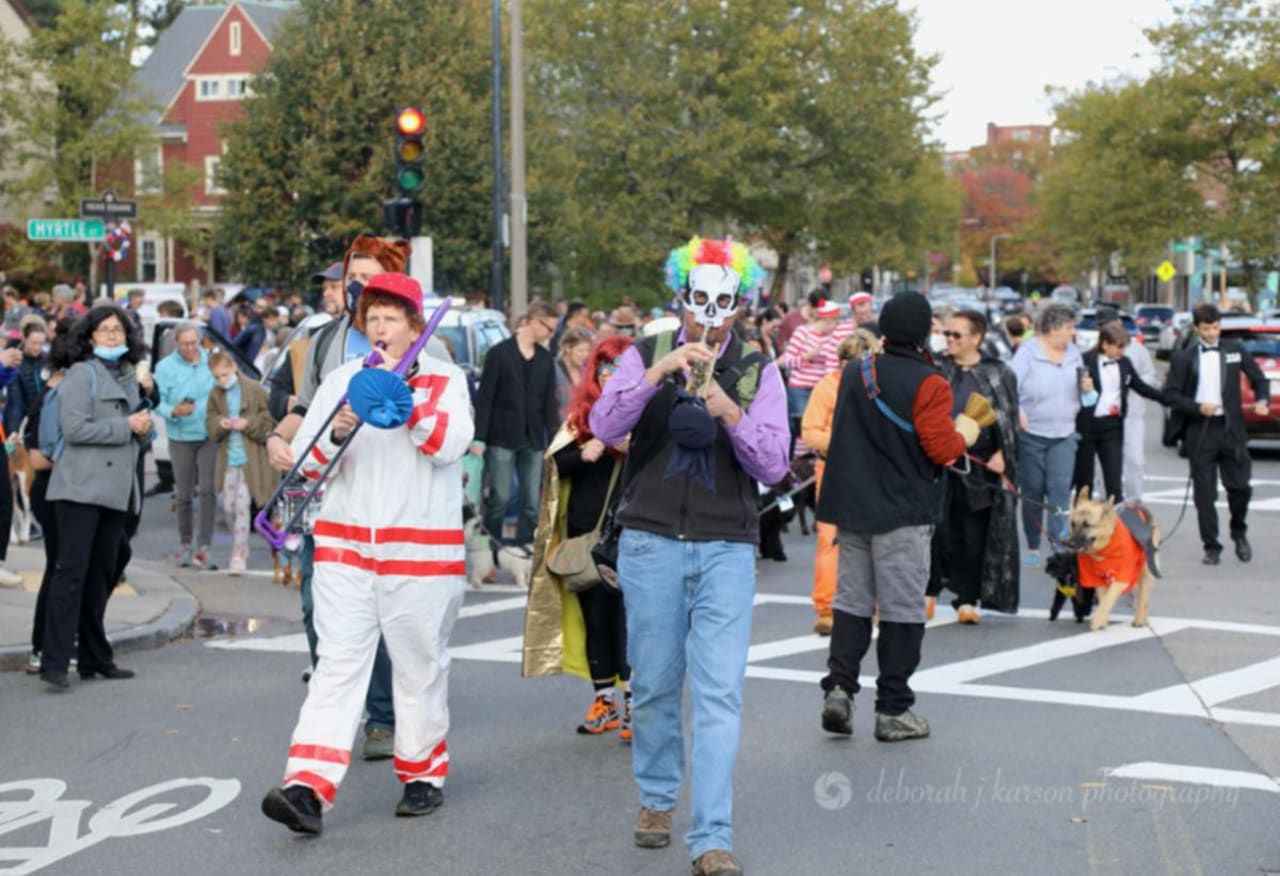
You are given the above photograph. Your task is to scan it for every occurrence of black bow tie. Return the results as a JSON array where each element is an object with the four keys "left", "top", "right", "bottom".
[
  {"left": 1101, "top": 360, "right": 1118, "bottom": 367},
  {"left": 1201, "top": 345, "right": 1219, "bottom": 353}
]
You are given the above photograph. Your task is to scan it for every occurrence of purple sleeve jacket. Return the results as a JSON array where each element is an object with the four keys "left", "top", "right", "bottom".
[{"left": 588, "top": 344, "right": 792, "bottom": 486}]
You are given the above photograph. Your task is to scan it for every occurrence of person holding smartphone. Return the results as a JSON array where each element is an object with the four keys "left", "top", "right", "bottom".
[{"left": 155, "top": 322, "right": 216, "bottom": 569}]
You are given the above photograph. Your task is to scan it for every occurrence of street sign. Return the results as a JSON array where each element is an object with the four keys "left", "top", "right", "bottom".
[
  {"left": 1155, "top": 260, "right": 1177, "bottom": 283},
  {"left": 1171, "top": 242, "right": 1197, "bottom": 254},
  {"left": 26, "top": 218, "right": 105, "bottom": 242},
  {"left": 80, "top": 191, "right": 138, "bottom": 220}
]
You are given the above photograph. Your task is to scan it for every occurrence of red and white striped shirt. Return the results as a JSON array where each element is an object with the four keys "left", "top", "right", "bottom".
[{"left": 780, "top": 321, "right": 856, "bottom": 388}]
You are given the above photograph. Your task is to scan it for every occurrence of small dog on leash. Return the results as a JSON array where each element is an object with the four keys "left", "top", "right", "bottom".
[
  {"left": 1045, "top": 549, "right": 1091, "bottom": 623},
  {"left": 464, "top": 516, "right": 532, "bottom": 590},
  {"left": 1063, "top": 489, "right": 1161, "bottom": 631},
  {"left": 9, "top": 442, "right": 38, "bottom": 544},
  {"left": 789, "top": 452, "right": 818, "bottom": 536},
  {"left": 757, "top": 477, "right": 797, "bottom": 562}
]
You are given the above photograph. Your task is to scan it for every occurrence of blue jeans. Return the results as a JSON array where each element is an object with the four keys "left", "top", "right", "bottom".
[
  {"left": 618, "top": 529, "right": 755, "bottom": 859},
  {"left": 482, "top": 444, "right": 542, "bottom": 545},
  {"left": 1017, "top": 431, "right": 1079, "bottom": 551},
  {"left": 300, "top": 534, "right": 395, "bottom": 732}
]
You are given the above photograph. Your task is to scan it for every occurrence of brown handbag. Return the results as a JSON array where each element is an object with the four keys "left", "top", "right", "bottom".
[{"left": 545, "top": 460, "right": 621, "bottom": 592}]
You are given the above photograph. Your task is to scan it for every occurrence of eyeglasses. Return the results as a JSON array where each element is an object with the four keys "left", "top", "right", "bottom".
[
  {"left": 94, "top": 324, "right": 126, "bottom": 337},
  {"left": 942, "top": 331, "right": 966, "bottom": 340},
  {"left": 596, "top": 360, "right": 619, "bottom": 377},
  {"left": 537, "top": 319, "right": 557, "bottom": 333}
]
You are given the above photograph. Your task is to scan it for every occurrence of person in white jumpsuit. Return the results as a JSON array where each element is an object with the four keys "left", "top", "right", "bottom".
[
  {"left": 261, "top": 272, "right": 473, "bottom": 835},
  {"left": 1123, "top": 337, "right": 1158, "bottom": 500}
]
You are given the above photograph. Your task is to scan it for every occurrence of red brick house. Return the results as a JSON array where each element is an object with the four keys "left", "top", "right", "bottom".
[{"left": 130, "top": 1, "right": 295, "bottom": 284}]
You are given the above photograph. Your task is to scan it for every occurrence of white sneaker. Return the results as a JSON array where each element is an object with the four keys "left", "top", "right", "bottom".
[{"left": 0, "top": 565, "right": 22, "bottom": 587}]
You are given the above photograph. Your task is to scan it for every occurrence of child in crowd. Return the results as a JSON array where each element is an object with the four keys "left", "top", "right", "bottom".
[{"left": 205, "top": 351, "right": 277, "bottom": 574}]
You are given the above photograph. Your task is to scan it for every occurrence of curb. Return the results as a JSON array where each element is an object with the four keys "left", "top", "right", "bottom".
[{"left": 0, "top": 559, "right": 200, "bottom": 673}]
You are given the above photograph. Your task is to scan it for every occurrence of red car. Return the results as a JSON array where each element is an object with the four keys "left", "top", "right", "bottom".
[{"left": 1223, "top": 322, "right": 1280, "bottom": 440}]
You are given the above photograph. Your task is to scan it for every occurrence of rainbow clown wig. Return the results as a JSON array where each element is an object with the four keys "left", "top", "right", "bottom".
[{"left": 664, "top": 236, "right": 764, "bottom": 329}]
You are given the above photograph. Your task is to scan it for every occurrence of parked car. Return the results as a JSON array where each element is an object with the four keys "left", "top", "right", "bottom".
[
  {"left": 1073, "top": 308, "right": 1142, "bottom": 351},
  {"left": 1156, "top": 312, "right": 1193, "bottom": 360},
  {"left": 423, "top": 298, "right": 510, "bottom": 380},
  {"left": 1133, "top": 304, "right": 1175, "bottom": 346},
  {"left": 1226, "top": 321, "right": 1280, "bottom": 441},
  {"left": 992, "top": 287, "right": 1023, "bottom": 315}
]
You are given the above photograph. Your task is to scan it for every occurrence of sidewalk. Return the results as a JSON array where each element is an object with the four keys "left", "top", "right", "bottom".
[{"left": 0, "top": 543, "right": 199, "bottom": 672}]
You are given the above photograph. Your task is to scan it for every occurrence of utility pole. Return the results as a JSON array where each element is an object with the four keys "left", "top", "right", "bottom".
[
  {"left": 989, "top": 233, "right": 1011, "bottom": 291},
  {"left": 489, "top": 0, "right": 505, "bottom": 314},
  {"left": 508, "top": 0, "right": 528, "bottom": 316}
]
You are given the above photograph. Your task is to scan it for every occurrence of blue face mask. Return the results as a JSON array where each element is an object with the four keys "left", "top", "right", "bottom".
[
  {"left": 346, "top": 280, "right": 364, "bottom": 314},
  {"left": 94, "top": 345, "right": 129, "bottom": 362}
]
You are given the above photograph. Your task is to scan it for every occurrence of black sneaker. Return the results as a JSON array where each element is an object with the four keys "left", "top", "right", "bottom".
[
  {"left": 261, "top": 786, "right": 323, "bottom": 835},
  {"left": 1233, "top": 535, "right": 1252, "bottom": 563},
  {"left": 395, "top": 781, "right": 443, "bottom": 817},
  {"left": 1202, "top": 548, "right": 1222, "bottom": 566},
  {"left": 821, "top": 686, "right": 853, "bottom": 736}
]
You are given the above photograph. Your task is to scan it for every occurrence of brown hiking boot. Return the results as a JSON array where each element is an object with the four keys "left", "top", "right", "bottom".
[
  {"left": 693, "top": 848, "right": 744, "bottom": 875},
  {"left": 634, "top": 806, "right": 672, "bottom": 848}
]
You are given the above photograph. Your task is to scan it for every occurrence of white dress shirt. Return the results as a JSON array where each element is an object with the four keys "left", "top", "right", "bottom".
[
  {"left": 1095, "top": 358, "right": 1122, "bottom": 417},
  {"left": 1195, "top": 344, "right": 1224, "bottom": 416}
]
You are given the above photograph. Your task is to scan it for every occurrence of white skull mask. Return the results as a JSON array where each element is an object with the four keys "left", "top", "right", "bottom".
[{"left": 684, "top": 264, "right": 741, "bottom": 329}]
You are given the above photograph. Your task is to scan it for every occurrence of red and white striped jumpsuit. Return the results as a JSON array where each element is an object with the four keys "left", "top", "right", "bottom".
[{"left": 280, "top": 349, "right": 473, "bottom": 808}]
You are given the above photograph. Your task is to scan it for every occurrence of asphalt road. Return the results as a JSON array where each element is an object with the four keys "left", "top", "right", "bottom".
[{"left": 3, "top": 403, "right": 1280, "bottom": 875}]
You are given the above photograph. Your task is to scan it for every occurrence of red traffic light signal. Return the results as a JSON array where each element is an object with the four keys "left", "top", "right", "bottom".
[{"left": 396, "top": 107, "right": 426, "bottom": 137}]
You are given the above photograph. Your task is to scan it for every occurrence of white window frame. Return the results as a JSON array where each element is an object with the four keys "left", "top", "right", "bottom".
[
  {"left": 196, "top": 77, "right": 222, "bottom": 101},
  {"left": 139, "top": 234, "right": 162, "bottom": 282},
  {"left": 134, "top": 145, "right": 163, "bottom": 195},
  {"left": 205, "top": 155, "right": 227, "bottom": 195},
  {"left": 225, "top": 77, "right": 248, "bottom": 99},
  {"left": 229, "top": 21, "right": 242, "bottom": 56}
]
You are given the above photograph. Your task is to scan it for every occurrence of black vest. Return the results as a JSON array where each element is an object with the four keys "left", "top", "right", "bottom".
[
  {"left": 617, "top": 333, "right": 765, "bottom": 544},
  {"left": 817, "top": 348, "right": 948, "bottom": 534}
]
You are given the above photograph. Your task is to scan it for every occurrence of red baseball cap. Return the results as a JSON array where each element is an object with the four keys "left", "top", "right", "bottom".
[{"left": 362, "top": 272, "right": 423, "bottom": 315}]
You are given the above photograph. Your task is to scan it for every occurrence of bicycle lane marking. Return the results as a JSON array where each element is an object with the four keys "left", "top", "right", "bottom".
[{"left": 0, "top": 777, "right": 240, "bottom": 875}]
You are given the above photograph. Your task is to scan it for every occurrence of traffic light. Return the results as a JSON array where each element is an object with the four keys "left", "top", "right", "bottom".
[
  {"left": 386, "top": 106, "right": 426, "bottom": 237},
  {"left": 394, "top": 106, "right": 426, "bottom": 194}
]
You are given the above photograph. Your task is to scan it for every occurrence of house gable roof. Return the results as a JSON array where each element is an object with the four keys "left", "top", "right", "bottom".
[{"left": 134, "top": 2, "right": 296, "bottom": 124}]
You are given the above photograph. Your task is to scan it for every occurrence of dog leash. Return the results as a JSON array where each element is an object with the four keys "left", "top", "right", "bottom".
[
  {"left": 955, "top": 452, "right": 1071, "bottom": 549},
  {"left": 757, "top": 474, "right": 818, "bottom": 516}
]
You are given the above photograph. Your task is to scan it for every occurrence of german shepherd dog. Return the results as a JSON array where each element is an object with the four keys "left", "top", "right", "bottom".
[{"left": 1062, "top": 488, "right": 1160, "bottom": 631}]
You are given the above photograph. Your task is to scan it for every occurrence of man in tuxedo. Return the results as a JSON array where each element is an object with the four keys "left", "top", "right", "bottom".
[{"left": 1164, "top": 304, "right": 1271, "bottom": 564}]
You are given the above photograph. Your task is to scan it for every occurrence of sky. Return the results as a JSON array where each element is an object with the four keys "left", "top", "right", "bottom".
[{"left": 907, "top": 0, "right": 1176, "bottom": 151}]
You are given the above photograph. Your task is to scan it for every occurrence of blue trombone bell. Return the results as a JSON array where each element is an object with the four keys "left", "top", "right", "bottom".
[{"left": 348, "top": 367, "right": 414, "bottom": 429}]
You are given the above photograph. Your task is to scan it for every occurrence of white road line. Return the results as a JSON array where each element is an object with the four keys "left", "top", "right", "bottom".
[
  {"left": 459, "top": 596, "right": 528, "bottom": 619},
  {"left": 1105, "top": 762, "right": 1280, "bottom": 793},
  {"left": 1139, "top": 656, "right": 1280, "bottom": 708},
  {"left": 1144, "top": 476, "right": 1280, "bottom": 486}
]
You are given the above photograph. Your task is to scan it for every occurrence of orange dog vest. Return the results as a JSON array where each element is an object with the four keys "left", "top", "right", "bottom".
[{"left": 1078, "top": 518, "right": 1145, "bottom": 594}]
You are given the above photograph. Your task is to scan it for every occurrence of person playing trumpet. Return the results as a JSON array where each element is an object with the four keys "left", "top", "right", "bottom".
[{"left": 261, "top": 273, "right": 474, "bottom": 835}]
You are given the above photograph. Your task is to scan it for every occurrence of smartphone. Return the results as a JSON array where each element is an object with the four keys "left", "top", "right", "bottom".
[{"left": 180, "top": 397, "right": 195, "bottom": 405}]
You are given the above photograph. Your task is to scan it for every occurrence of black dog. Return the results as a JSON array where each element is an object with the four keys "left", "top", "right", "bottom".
[
  {"left": 790, "top": 452, "right": 818, "bottom": 536},
  {"left": 1045, "top": 550, "right": 1094, "bottom": 623},
  {"left": 758, "top": 478, "right": 797, "bottom": 562}
]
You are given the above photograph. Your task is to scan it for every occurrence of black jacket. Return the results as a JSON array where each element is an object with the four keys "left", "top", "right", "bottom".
[
  {"left": 1164, "top": 338, "right": 1269, "bottom": 446},
  {"left": 4, "top": 353, "right": 46, "bottom": 435},
  {"left": 474, "top": 336, "right": 558, "bottom": 450},
  {"left": 1076, "top": 349, "right": 1166, "bottom": 432},
  {"left": 817, "top": 348, "right": 960, "bottom": 535}
]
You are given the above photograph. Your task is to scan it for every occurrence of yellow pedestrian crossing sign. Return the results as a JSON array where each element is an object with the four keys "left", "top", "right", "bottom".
[{"left": 1156, "top": 261, "right": 1177, "bottom": 283}]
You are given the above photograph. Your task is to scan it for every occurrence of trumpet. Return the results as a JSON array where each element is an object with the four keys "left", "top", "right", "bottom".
[
  {"left": 253, "top": 299, "right": 451, "bottom": 551},
  {"left": 685, "top": 340, "right": 723, "bottom": 399}
]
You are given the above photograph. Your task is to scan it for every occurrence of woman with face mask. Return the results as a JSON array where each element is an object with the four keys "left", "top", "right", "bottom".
[
  {"left": 38, "top": 305, "right": 152, "bottom": 690},
  {"left": 206, "top": 351, "right": 279, "bottom": 574}
]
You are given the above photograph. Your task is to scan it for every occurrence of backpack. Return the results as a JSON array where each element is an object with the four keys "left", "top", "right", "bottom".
[{"left": 38, "top": 362, "right": 98, "bottom": 462}]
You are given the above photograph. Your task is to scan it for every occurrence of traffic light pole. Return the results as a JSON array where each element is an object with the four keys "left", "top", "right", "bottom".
[{"left": 489, "top": 0, "right": 506, "bottom": 315}]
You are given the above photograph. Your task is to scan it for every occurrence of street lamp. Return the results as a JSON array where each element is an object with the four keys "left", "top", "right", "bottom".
[{"left": 989, "top": 233, "right": 1011, "bottom": 293}]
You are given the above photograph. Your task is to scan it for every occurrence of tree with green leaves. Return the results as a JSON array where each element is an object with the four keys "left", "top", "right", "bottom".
[
  {"left": 0, "top": 0, "right": 199, "bottom": 279},
  {"left": 525, "top": 0, "right": 956, "bottom": 302},
  {"left": 215, "top": 0, "right": 494, "bottom": 289}
]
